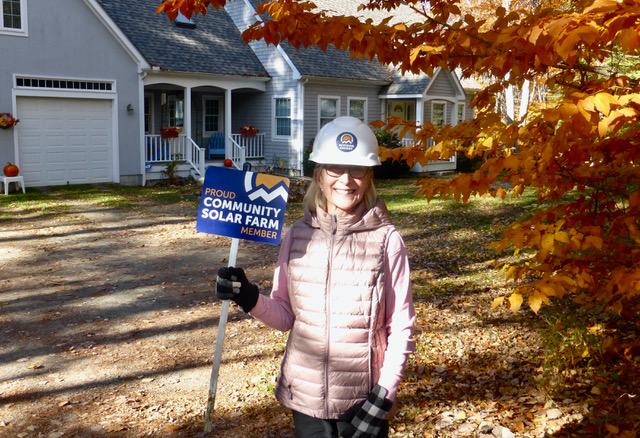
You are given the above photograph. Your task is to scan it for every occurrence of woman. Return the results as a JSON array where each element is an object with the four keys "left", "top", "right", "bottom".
[{"left": 216, "top": 116, "right": 415, "bottom": 438}]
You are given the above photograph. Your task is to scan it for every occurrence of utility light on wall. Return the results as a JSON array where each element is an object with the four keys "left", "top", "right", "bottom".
[{"left": 126, "top": 104, "right": 134, "bottom": 113}]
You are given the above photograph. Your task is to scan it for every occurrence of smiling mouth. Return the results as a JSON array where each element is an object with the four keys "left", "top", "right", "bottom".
[{"left": 334, "top": 188, "right": 355, "bottom": 195}]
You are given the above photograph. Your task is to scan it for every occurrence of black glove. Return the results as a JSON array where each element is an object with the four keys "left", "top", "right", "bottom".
[
  {"left": 215, "top": 267, "right": 259, "bottom": 313},
  {"left": 340, "top": 385, "right": 392, "bottom": 438}
]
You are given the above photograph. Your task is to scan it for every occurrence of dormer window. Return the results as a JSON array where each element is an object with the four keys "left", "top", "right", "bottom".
[
  {"left": 175, "top": 11, "right": 196, "bottom": 29},
  {"left": 1, "top": 0, "right": 27, "bottom": 35}
]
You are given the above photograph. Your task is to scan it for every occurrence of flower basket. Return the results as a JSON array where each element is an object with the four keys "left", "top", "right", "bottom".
[
  {"left": 0, "top": 113, "right": 19, "bottom": 130},
  {"left": 240, "top": 125, "right": 258, "bottom": 137},
  {"left": 160, "top": 127, "right": 180, "bottom": 139}
]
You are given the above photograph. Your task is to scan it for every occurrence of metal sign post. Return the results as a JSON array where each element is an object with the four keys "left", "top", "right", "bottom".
[
  {"left": 203, "top": 237, "right": 239, "bottom": 433},
  {"left": 195, "top": 166, "right": 289, "bottom": 434}
]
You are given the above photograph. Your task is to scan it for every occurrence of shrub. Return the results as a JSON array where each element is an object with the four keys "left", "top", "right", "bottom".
[
  {"left": 163, "top": 160, "right": 180, "bottom": 184},
  {"left": 303, "top": 142, "right": 315, "bottom": 177},
  {"left": 373, "top": 129, "right": 410, "bottom": 178},
  {"left": 456, "top": 152, "right": 484, "bottom": 173}
]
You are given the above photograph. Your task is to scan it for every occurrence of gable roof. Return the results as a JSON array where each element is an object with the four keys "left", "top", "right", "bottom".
[
  {"left": 382, "top": 70, "right": 432, "bottom": 96},
  {"left": 96, "top": 0, "right": 269, "bottom": 78}
]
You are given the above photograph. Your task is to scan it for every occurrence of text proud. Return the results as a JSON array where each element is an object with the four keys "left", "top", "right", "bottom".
[{"left": 196, "top": 167, "right": 289, "bottom": 245}]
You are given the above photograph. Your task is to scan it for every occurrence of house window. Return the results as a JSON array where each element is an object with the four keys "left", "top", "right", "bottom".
[
  {"left": 1, "top": 0, "right": 23, "bottom": 32},
  {"left": 162, "top": 94, "right": 183, "bottom": 128},
  {"left": 431, "top": 102, "right": 446, "bottom": 128},
  {"left": 274, "top": 97, "right": 291, "bottom": 137},
  {"left": 15, "top": 76, "right": 114, "bottom": 92},
  {"left": 144, "top": 94, "right": 153, "bottom": 134},
  {"left": 204, "top": 98, "right": 220, "bottom": 132},
  {"left": 348, "top": 97, "right": 367, "bottom": 121},
  {"left": 168, "top": 96, "right": 177, "bottom": 127},
  {"left": 319, "top": 96, "right": 340, "bottom": 128},
  {"left": 456, "top": 102, "right": 465, "bottom": 123}
]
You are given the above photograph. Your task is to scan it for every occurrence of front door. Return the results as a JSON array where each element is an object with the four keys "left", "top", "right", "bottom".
[{"left": 387, "top": 100, "right": 415, "bottom": 122}]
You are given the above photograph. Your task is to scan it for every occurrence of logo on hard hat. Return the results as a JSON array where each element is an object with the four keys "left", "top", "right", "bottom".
[{"left": 336, "top": 132, "right": 358, "bottom": 152}]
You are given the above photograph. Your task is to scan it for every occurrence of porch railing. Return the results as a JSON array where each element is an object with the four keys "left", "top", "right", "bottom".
[
  {"left": 401, "top": 137, "right": 456, "bottom": 163},
  {"left": 146, "top": 134, "right": 188, "bottom": 162},
  {"left": 229, "top": 135, "right": 246, "bottom": 170},
  {"left": 231, "top": 133, "right": 264, "bottom": 159},
  {"left": 145, "top": 134, "right": 205, "bottom": 176},
  {"left": 186, "top": 137, "right": 206, "bottom": 176}
]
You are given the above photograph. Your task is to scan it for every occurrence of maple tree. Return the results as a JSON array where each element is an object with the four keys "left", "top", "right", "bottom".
[{"left": 158, "top": 0, "right": 640, "bottom": 321}]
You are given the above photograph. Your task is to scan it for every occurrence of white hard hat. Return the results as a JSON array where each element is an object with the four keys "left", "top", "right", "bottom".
[{"left": 309, "top": 116, "right": 381, "bottom": 166}]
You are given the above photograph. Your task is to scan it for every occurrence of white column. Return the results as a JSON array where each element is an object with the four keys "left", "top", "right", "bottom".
[
  {"left": 184, "top": 86, "right": 192, "bottom": 139},
  {"left": 415, "top": 97, "right": 424, "bottom": 130},
  {"left": 225, "top": 88, "right": 232, "bottom": 159}
]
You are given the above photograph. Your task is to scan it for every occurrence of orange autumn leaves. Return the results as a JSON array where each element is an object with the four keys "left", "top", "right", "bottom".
[
  {"left": 157, "top": 0, "right": 640, "bottom": 318},
  {"left": 155, "top": 0, "right": 226, "bottom": 21}
]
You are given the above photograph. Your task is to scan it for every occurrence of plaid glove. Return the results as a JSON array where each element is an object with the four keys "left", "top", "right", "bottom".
[
  {"left": 342, "top": 384, "right": 392, "bottom": 437},
  {"left": 215, "top": 267, "right": 259, "bottom": 313}
]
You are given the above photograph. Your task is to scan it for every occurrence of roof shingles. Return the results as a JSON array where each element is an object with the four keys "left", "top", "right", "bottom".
[
  {"left": 381, "top": 71, "right": 431, "bottom": 95},
  {"left": 97, "top": 0, "right": 268, "bottom": 77},
  {"left": 282, "top": 42, "right": 391, "bottom": 81}
]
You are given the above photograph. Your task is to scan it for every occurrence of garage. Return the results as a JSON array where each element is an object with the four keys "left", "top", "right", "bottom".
[{"left": 16, "top": 97, "right": 115, "bottom": 187}]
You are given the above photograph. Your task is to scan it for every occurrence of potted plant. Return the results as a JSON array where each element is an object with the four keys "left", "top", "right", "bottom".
[
  {"left": 0, "top": 113, "right": 19, "bottom": 129},
  {"left": 160, "top": 127, "right": 180, "bottom": 139},
  {"left": 240, "top": 125, "right": 258, "bottom": 137}
]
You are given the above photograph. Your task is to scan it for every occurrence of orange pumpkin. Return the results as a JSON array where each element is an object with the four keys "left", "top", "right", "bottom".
[
  {"left": 223, "top": 159, "right": 233, "bottom": 168},
  {"left": 3, "top": 162, "right": 19, "bottom": 177}
]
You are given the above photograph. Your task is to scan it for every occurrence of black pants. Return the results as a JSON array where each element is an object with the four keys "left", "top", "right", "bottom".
[{"left": 292, "top": 410, "right": 389, "bottom": 438}]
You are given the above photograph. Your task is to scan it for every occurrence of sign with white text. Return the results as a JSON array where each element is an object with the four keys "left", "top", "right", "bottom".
[{"left": 196, "top": 166, "right": 290, "bottom": 245}]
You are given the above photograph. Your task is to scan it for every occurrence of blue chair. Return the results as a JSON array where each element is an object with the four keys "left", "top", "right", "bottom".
[{"left": 207, "top": 132, "right": 225, "bottom": 159}]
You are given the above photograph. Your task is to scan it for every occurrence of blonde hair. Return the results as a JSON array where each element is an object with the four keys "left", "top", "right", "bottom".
[{"left": 303, "top": 166, "right": 377, "bottom": 213}]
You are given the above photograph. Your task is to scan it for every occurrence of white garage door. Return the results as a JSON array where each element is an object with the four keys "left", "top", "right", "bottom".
[{"left": 17, "top": 97, "right": 114, "bottom": 186}]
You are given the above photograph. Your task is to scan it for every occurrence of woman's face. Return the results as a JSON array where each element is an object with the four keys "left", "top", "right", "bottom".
[{"left": 317, "top": 165, "right": 372, "bottom": 215}]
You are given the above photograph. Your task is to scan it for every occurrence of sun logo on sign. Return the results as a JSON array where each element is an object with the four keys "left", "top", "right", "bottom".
[
  {"left": 244, "top": 172, "right": 290, "bottom": 202},
  {"left": 336, "top": 132, "right": 358, "bottom": 152}
]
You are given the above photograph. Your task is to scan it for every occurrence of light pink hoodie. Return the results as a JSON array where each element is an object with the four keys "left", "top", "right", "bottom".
[{"left": 250, "top": 199, "right": 415, "bottom": 418}]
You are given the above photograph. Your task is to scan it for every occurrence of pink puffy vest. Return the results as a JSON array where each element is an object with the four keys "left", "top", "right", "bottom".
[{"left": 275, "top": 201, "right": 394, "bottom": 419}]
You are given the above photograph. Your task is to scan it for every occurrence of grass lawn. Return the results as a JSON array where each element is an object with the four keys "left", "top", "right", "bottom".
[{"left": 0, "top": 182, "right": 201, "bottom": 220}]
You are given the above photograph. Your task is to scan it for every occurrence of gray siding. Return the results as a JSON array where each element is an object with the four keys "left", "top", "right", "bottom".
[
  {"left": 303, "top": 81, "right": 383, "bottom": 153},
  {"left": 226, "top": 0, "right": 301, "bottom": 171},
  {"left": 427, "top": 69, "right": 457, "bottom": 97},
  {"left": 0, "top": 0, "right": 141, "bottom": 181}
]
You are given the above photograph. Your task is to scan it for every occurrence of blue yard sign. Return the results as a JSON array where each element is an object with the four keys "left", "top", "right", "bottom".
[{"left": 196, "top": 166, "right": 290, "bottom": 245}]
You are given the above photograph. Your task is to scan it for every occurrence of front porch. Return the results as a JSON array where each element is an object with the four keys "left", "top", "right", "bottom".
[
  {"left": 385, "top": 98, "right": 462, "bottom": 173},
  {"left": 142, "top": 73, "right": 269, "bottom": 180}
]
